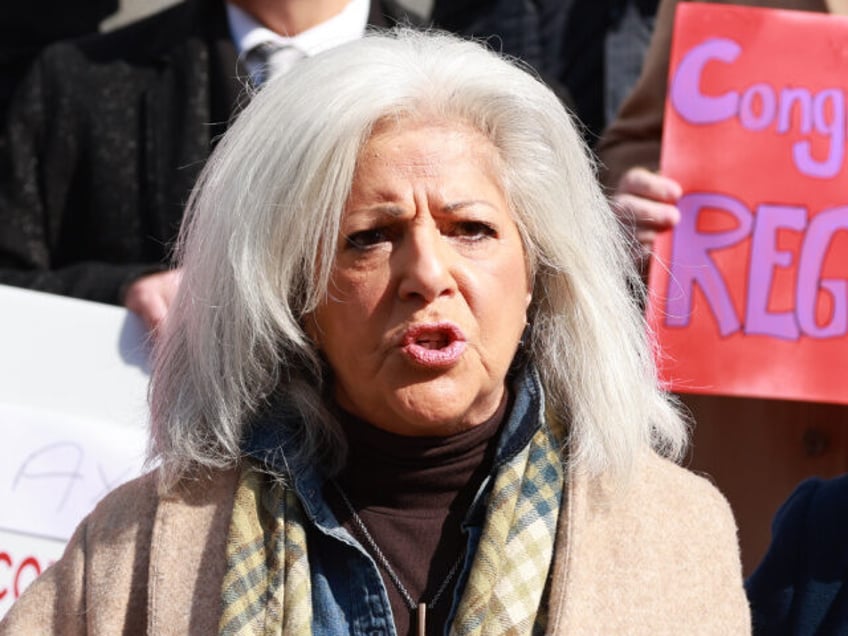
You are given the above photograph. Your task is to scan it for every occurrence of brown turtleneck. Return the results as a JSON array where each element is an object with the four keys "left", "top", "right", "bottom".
[{"left": 326, "top": 397, "right": 507, "bottom": 636}]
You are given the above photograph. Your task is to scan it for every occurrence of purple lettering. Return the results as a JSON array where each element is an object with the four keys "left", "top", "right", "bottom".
[
  {"left": 796, "top": 206, "right": 848, "bottom": 337},
  {"left": 672, "top": 39, "right": 847, "bottom": 178},
  {"left": 666, "top": 193, "right": 751, "bottom": 336},
  {"left": 670, "top": 38, "right": 740, "bottom": 125},
  {"left": 744, "top": 205, "right": 805, "bottom": 339},
  {"left": 777, "top": 88, "right": 813, "bottom": 134},
  {"left": 739, "top": 83, "right": 777, "bottom": 131},
  {"left": 793, "top": 89, "right": 845, "bottom": 179}
]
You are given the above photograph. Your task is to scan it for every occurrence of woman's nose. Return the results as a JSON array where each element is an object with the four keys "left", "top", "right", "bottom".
[{"left": 396, "top": 225, "right": 456, "bottom": 303}]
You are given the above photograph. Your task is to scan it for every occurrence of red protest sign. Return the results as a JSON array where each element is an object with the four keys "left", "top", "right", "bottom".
[{"left": 650, "top": 3, "right": 848, "bottom": 404}]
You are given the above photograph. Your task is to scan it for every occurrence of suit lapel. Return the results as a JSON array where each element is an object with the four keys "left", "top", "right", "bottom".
[
  {"left": 144, "top": 37, "right": 215, "bottom": 244},
  {"left": 141, "top": 0, "right": 244, "bottom": 245},
  {"left": 369, "top": 0, "right": 426, "bottom": 28},
  {"left": 208, "top": 36, "right": 249, "bottom": 144}
]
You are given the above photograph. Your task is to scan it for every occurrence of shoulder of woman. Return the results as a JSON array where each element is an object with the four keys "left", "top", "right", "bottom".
[
  {"left": 573, "top": 451, "right": 743, "bottom": 570},
  {"left": 0, "top": 468, "right": 239, "bottom": 634},
  {"left": 552, "top": 453, "right": 748, "bottom": 633},
  {"left": 626, "top": 451, "right": 737, "bottom": 525},
  {"left": 604, "top": 453, "right": 745, "bottom": 592},
  {"left": 79, "top": 466, "right": 240, "bottom": 559},
  {"left": 571, "top": 452, "right": 738, "bottom": 537},
  {"left": 0, "top": 471, "right": 162, "bottom": 633}
]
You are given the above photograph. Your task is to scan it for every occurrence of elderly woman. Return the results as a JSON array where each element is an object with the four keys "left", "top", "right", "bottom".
[{"left": 0, "top": 30, "right": 748, "bottom": 634}]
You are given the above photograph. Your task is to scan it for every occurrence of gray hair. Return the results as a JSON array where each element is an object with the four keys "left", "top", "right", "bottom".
[{"left": 149, "top": 28, "right": 687, "bottom": 486}]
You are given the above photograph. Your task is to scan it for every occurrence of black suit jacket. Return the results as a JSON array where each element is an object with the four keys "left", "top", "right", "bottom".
[
  {"left": 0, "top": 0, "right": 414, "bottom": 304},
  {"left": 746, "top": 475, "right": 848, "bottom": 635}
]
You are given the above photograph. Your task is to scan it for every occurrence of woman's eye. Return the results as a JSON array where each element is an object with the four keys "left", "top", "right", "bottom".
[
  {"left": 345, "top": 228, "right": 389, "bottom": 250},
  {"left": 452, "top": 221, "right": 496, "bottom": 240}
]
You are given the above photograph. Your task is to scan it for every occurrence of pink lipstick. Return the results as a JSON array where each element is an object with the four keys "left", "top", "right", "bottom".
[{"left": 401, "top": 322, "right": 467, "bottom": 368}]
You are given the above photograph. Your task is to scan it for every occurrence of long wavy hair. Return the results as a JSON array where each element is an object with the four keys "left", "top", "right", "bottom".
[{"left": 149, "top": 29, "right": 687, "bottom": 487}]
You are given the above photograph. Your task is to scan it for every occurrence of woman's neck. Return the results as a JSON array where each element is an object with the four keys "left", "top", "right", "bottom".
[
  {"left": 228, "top": 0, "right": 350, "bottom": 36},
  {"left": 329, "top": 396, "right": 509, "bottom": 636}
]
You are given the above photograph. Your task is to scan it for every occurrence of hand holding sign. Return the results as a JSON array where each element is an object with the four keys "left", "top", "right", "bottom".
[
  {"left": 611, "top": 167, "right": 683, "bottom": 257},
  {"left": 650, "top": 3, "right": 848, "bottom": 404}
]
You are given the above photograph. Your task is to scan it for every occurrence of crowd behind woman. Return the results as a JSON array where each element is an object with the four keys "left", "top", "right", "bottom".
[
  {"left": 0, "top": 29, "right": 748, "bottom": 634},
  {"left": 1, "top": 0, "right": 847, "bottom": 633}
]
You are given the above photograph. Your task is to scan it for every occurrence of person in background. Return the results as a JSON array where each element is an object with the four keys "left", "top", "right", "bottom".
[
  {"left": 746, "top": 474, "right": 848, "bottom": 634},
  {"left": 431, "top": 0, "right": 659, "bottom": 145},
  {"left": 0, "top": 30, "right": 748, "bottom": 634},
  {"left": 598, "top": 0, "right": 846, "bottom": 256},
  {"left": 0, "top": 0, "right": 118, "bottom": 121},
  {"left": 595, "top": 0, "right": 848, "bottom": 576},
  {"left": 0, "top": 0, "right": 418, "bottom": 331}
]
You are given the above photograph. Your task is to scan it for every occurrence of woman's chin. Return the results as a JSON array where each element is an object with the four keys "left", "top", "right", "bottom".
[
  {"left": 377, "top": 382, "right": 501, "bottom": 437},
  {"left": 375, "top": 412, "right": 475, "bottom": 437},
  {"left": 332, "top": 356, "right": 506, "bottom": 436}
]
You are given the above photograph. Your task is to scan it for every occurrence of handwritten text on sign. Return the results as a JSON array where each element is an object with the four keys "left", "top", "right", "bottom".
[
  {"left": 650, "top": 4, "right": 848, "bottom": 403},
  {"left": 0, "top": 404, "right": 147, "bottom": 541}
]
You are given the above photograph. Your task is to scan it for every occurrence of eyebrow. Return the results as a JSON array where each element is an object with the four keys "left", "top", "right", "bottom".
[
  {"left": 347, "top": 199, "right": 499, "bottom": 218},
  {"left": 442, "top": 200, "right": 498, "bottom": 213},
  {"left": 347, "top": 203, "right": 406, "bottom": 218}
]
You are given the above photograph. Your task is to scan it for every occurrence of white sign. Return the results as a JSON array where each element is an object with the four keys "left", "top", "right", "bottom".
[{"left": 0, "top": 285, "right": 150, "bottom": 616}]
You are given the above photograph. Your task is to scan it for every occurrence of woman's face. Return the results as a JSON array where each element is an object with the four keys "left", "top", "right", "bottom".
[{"left": 310, "top": 121, "right": 532, "bottom": 436}]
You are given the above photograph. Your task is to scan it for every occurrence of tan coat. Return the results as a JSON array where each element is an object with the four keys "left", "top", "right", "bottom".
[
  {"left": 596, "top": 0, "right": 848, "bottom": 576},
  {"left": 0, "top": 453, "right": 749, "bottom": 635}
]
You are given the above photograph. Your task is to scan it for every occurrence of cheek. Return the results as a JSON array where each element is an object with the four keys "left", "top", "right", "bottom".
[
  {"left": 313, "top": 273, "right": 384, "bottom": 349},
  {"left": 332, "top": 278, "right": 384, "bottom": 327},
  {"left": 496, "top": 246, "right": 532, "bottom": 310},
  {"left": 473, "top": 268, "right": 530, "bottom": 344},
  {"left": 494, "top": 254, "right": 532, "bottom": 342}
]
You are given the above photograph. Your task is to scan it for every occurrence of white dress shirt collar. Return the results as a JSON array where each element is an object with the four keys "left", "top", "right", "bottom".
[{"left": 226, "top": 0, "right": 370, "bottom": 60}]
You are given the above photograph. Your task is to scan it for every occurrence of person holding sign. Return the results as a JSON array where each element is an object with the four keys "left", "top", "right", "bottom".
[
  {"left": 599, "top": 0, "right": 848, "bottom": 260},
  {"left": 0, "top": 30, "right": 748, "bottom": 634},
  {"left": 595, "top": 0, "right": 848, "bottom": 578}
]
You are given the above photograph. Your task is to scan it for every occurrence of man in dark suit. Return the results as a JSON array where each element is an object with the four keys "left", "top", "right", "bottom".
[
  {"left": 0, "top": 0, "right": 118, "bottom": 121},
  {"left": 746, "top": 475, "right": 848, "bottom": 634},
  {"left": 0, "top": 0, "right": 416, "bottom": 329},
  {"left": 430, "top": 0, "right": 659, "bottom": 144}
]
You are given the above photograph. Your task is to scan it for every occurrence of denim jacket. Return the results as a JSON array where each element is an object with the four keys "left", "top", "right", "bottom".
[{"left": 243, "top": 365, "right": 545, "bottom": 635}]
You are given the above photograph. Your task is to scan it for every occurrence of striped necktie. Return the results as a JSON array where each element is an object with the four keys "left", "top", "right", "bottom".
[{"left": 244, "top": 41, "right": 304, "bottom": 86}]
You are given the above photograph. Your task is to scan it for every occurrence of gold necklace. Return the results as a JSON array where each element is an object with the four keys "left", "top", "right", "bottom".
[{"left": 332, "top": 480, "right": 466, "bottom": 636}]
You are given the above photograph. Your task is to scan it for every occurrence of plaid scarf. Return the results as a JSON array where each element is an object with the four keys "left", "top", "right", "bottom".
[
  {"left": 219, "top": 471, "right": 312, "bottom": 634},
  {"left": 450, "top": 412, "right": 564, "bottom": 634},
  {"left": 219, "top": 416, "right": 564, "bottom": 635}
]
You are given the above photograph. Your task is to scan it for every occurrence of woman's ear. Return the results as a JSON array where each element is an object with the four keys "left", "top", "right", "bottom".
[
  {"left": 523, "top": 256, "right": 535, "bottom": 313},
  {"left": 523, "top": 270, "right": 534, "bottom": 313}
]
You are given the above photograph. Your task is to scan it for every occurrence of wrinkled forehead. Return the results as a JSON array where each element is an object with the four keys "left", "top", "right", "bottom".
[{"left": 350, "top": 115, "right": 508, "bottom": 196}]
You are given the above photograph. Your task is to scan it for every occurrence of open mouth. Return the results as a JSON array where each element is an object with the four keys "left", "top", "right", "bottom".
[
  {"left": 415, "top": 333, "right": 451, "bottom": 349},
  {"left": 401, "top": 322, "right": 467, "bottom": 367}
]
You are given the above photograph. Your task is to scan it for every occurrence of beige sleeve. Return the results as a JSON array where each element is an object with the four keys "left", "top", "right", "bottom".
[
  {"left": 549, "top": 454, "right": 751, "bottom": 634},
  {"left": 0, "top": 521, "right": 89, "bottom": 635},
  {"left": 681, "top": 467, "right": 752, "bottom": 633},
  {"left": 0, "top": 470, "right": 162, "bottom": 635}
]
